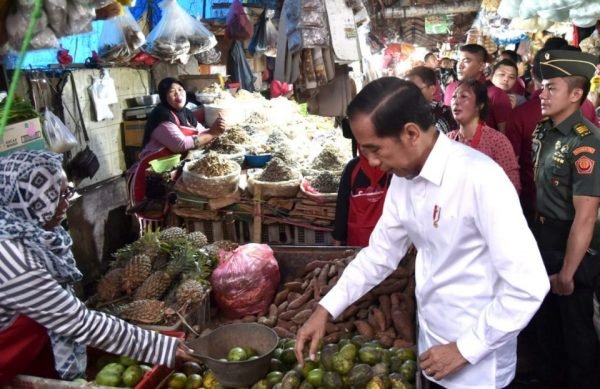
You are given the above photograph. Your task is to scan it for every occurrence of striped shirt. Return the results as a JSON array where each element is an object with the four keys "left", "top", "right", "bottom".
[{"left": 0, "top": 239, "right": 178, "bottom": 367}]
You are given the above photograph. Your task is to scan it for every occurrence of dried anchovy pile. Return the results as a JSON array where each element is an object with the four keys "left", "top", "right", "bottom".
[
  {"left": 221, "top": 126, "right": 251, "bottom": 145},
  {"left": 259, "top": 157, "right": 296, "bottom": 182},
  {"left": 312, "top": 144, "right": 346, "bottom": 171},
  {"left": 266, "top": 130, "right": 287, "bottom": 145},
  {"left": 189, "top": 152, "right": 236, "bottom": 177},
  {"left": 208, "top": 138, "right": 242, "bottom": 154},
  {"left": 311, "top": 171, "right": 341, "bottom": 194},
  {"left": 272, "top": 144, "right": 300, "bottom": 167}
]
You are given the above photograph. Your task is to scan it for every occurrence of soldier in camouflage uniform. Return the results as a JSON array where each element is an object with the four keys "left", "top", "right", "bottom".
[{"left": 532, "top": 50, "right": 600, "bottom": 388}]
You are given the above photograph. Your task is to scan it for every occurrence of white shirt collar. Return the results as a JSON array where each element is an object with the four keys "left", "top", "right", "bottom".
[{"left": 417, "top": 131, "right": 450, "bottom": 186}]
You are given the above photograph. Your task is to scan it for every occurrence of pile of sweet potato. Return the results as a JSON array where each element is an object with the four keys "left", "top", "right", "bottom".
[{"left": 255, "top": 251, "right": 417, "bottom": 348}]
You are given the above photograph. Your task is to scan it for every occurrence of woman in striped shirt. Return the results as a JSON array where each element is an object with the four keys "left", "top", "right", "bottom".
[{"left": 0, "top": 150, "right": 195, "bottom": 384}]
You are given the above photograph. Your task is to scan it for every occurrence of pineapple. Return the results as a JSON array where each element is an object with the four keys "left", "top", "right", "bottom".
[
  {"left": 96, "top": 268, "right": 123, "bottom": 302},
  {"left": 133, "top": 271, "right": 172, "bottom": 300},
  {"left": 118, "top": 299, "right": 166, "bottom": 324},
  {"left": 122, "top": 254, "right": 152, "bottom": 294},
  {"left": 176, "top": 279, "right": 209, "bottom": 305},
  {"left": 133, "top": 241, "right": 199, "bottom": 300},
  {"left": 187, "top": 231, "right": 208, "bottom": 248},
  {"left": 135, "top": 231, "right": 163, "bottom": 261},
  {"left": 159, "top": 227, "right": 187, "bottom": 242}
]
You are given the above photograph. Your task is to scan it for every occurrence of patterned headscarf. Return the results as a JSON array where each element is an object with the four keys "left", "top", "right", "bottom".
[{"left": 0, "top": 150, "right": 85, "bottom": 379}]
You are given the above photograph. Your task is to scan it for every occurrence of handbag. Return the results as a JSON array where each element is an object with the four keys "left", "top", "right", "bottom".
[{"left": 66, "top": 72, "right": 100, "bottom": 180}]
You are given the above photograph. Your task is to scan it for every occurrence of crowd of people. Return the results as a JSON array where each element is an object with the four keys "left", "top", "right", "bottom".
[{"left": 306, "top": 39, "right": 600, "bottom": 389}]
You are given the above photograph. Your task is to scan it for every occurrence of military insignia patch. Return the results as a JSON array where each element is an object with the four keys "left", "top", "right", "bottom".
[
  {"left": 551, "top": 177, "right": 560, "bottom": 186},
  {"left": 575, "top": 156, "right": 595, "bottom": 174},
  {"left": 574, "top": 123, "right": 591, "bottom": 137},
  {"left": 573, "top": 146, "right": 596, "bottom": 155}
]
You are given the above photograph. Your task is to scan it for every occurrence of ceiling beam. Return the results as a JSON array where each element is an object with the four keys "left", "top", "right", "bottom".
[{"left": 383, "top": 0, "right": 481, "bottom": 18}]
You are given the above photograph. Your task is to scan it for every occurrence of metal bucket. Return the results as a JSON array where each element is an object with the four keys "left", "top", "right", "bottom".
[{"left": 186, "top": 323, "right": 278, "bottom": 387}]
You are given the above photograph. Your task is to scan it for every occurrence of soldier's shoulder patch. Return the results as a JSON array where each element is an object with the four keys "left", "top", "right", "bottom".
[
  {"left": 573, "top": 146, "right": 596, "bottom": 155},
  {"left": 574, "top": 123, "right": 592, "bottom": 137},
  {"left": 575, "top": 155, "right": 595, "bottom": 174}
]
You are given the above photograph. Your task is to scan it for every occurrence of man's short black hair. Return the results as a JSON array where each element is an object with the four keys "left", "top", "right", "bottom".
[
  {"left": 493, "top": 59, "right": 518, "bottom": 75},
  {"left": 406, "top": 66, "right": 437, "bottom": 87},
  {"left": 460, "top": 44, "right": 489, "bottom": 63},
  {"left": 425, "top": 52, "right": 437, "bottom": 62},
  {"left": 543, "top": 37, "right": 568, "bottom": 51},
  {"left": 347, "top": 77, "right": 434, "bottom": 138},
  {"left": 500, "top": 50, "right": 519, "bottom": 64}
]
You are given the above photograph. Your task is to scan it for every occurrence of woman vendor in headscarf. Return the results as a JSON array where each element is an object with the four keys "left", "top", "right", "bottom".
[
  {"left": 129, "top": 77, "right": 226, "bottom": 214},
  {"left": 0, "top": 150, "right": 197, "bottom": 384}
]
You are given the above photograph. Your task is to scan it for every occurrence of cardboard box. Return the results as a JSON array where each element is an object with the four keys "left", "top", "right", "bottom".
[
  {"left": 123, "top": 120, "right": 146, "bottom": 147},
  {"left": 0, "top": 118, "right": 45, "bottom": 157}
]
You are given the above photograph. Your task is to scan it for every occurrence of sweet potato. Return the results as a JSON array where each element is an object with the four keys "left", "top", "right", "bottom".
[
  {"left": 241, "top": 315, "right": 257, "bottom": 323},
  {"left": 372, "top": 278, "right": 408, "bottom": 296},
  {"left": 306, "top": 300, "right": 318, "bottom": 310},
  {"left": 375, "top": 332, "right": 395, "bottom": 348},
  {"left": 327, "top": 275, "right": 340, "bottom": 287},
  {"left": 356, "top": 308, "right": 369, "bottom": 320},
  {"left": 323, "top": 331, "right": 344, "bottom": 343},
  {"left": 313, "top": 275, "right": 321, "bottom": 300},
  {"left": 367, "top": 309, "right": 379, "bottom": 332},
  {"left": 340, "top": 304, "right": 359, "bottom": 321},
  {"left": 337, "top": 321, "right": 355, "bottom": 333},
  {"left": 392, "top": 308, "right": 415, "bottom": 343},
  {"left": 326, "top": 322, "right": 340, "bottom": 333},
  {"left": 268, "top": 304, "right": 278, "bottom": 321},
  {"left": 397, "top": 293, "right": 416, "bottom": 317},
  {"left": 292, "top": 309, "right": 313, "bottom": 324},
  {"left": 278, "top": 300, "right": 289, "bottom": 312},
  {"left": 304, "top": 260, "right": 331, "bottom": 274},
  {"left": 318, "top": 264, "right": 329, "bottom": 291},
  {"left": 371, "top": 307, "right": 387, "bottom": 332},
  {"left": 354, "top": 320, "right": 375, "bottom": 338},
  {"left": 328, "top": 264, "right": 338, "bottom": 278},
  {"left": 274, "top": 289, "right": 290, "bottom": 306},
  {"left": 390, "top": 293, "right": 401, "bottom": 309},
  {"left": 258, "top": 316, "right": 276, "bottom": 327},
  {"left": 283, "top": 281, "right": 304, "bottom": 293},
  {"left": 288, "top": 289, "right": 313, "bottom": 310},
  {"left": 378, "top": 295, "right": 392, "bottom": 329},
  {"left": 356, "top": 292, "right": 374, "bottom": 306},
  {"left": 274, "top": 326, "right": 294, "bottom": 338},
  {"left": 288, "top": 291, "right": 302, "bottom": 303},
  {"left": 276, "top": 319, "right": 293, "bottom": 330},
  {"left": 302, "top": 278, "right": 310, "bottom": 290},
  {"left": 393, "top": 339, "right": 415, "bottom": 349},
  {"left": 356, "top": 298, "right": 374, "bottom": 310},
  {"left": 278, "top": 309, "right": 300, "bottom": 321}
]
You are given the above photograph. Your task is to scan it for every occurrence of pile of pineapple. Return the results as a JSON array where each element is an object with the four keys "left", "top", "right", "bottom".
[{"left": 94, "top": 227, "right": 235, "bottom": 327}]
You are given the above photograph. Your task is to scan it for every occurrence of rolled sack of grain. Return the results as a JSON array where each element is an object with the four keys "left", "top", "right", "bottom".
[{"left": 182, "top": 152, "right": 241, "bottom": 198}]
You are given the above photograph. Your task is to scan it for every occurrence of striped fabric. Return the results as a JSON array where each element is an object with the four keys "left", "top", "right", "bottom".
[{"left": 0, "top": 239, "right": 178, "bottom": 368}]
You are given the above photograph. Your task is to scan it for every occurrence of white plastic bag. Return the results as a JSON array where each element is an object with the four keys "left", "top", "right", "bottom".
[
  {"left": 145, "top": 0, "right": 216, "bottom": 64},
  {"left": 44, "top": 109, "right": 78, "bottom": 153},
  {"left": 88, "top": 73, "right": 118, "bottom": 122}
]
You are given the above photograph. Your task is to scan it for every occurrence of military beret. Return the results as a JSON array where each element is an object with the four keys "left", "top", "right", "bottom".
[{"left": 539, "top": 50, "right": 599, "bottom": 81}]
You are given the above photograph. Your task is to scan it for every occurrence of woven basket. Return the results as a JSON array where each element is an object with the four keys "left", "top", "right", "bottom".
[
  {"left": 182, "top": 160, "right": 241, "bottom": 199},
  {"left": 247, "top": 169, "right": 302, "bottom": 199}
]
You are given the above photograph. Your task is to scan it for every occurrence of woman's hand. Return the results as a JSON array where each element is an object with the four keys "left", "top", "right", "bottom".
[
  {"left": 209, "top": 117, "right": 226, "bottom": 137},
  {"left": 175, "top": 342, "right": 203, "bottom": 365}
]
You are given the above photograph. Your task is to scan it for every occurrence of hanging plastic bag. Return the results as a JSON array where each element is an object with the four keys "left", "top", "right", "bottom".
[
  {"left": 227, "top": 41, "right": 256, "bottom": 92},
  {"left": 99, "top": 7, "right": 145, "bottom": 62},
  {"left": 249, "top": 9, "right": 268, "bottom": 56},
  {"left": 43, "top": 109, "right": 78, "bottom": 153},
  {"left": 88, "top": 74, "right": 117, "bottom": 122},
  {"left": 264, "top": 11, "right": 278, "bottom": 57},
  {"left": 225, "top": 0, "right": 253, "bottom": 41},
  {"left": 211, "top": 244, "right": 280, "bottom": 319},
  {"left": 145, "top": 0, "right": 216, "bottom": 64}
]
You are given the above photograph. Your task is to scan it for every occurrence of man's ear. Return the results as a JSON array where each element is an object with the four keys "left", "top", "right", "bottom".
[
  {"left": 403, "top": 122, "right": 422, "bottom": 145},
  {"left": 569, "top": 88, "right": 584, "bottom": 104}
]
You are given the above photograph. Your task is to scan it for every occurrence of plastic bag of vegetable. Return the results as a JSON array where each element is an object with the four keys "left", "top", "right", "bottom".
[
  {"left": 211, "top": 243, "right": 280, "bottom": 319},
  {"left": 145, "top": 0, "right": 216, "bottom": 64},
  {"left": 98, "top": 7, "right": 145, "bottom": 62}
]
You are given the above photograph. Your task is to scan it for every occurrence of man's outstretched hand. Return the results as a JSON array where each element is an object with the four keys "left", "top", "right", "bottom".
[{"left": 294, "top": 305, "right": 330, "bottom": 366}]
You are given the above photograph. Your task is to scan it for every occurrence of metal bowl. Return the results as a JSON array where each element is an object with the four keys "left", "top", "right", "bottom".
[
  {"left": 134, "top": 94, "right": 160, "bottom": 106},
  {"left": 186, "top": 323, "right": 278, "bottom": 387}
]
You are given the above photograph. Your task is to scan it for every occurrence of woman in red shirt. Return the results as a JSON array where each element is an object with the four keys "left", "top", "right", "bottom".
[{"left": 448, "top": 79, "right": 521, "bottom": 193}]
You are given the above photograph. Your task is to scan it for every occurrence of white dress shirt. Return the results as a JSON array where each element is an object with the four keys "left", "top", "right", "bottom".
[{"left": 320, "top": 133, "right": 549, "bottom": 389}]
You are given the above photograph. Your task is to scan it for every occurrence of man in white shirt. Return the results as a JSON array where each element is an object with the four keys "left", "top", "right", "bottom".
[{"left": 294, "top": 78, "right": 550, "bottom": 389}]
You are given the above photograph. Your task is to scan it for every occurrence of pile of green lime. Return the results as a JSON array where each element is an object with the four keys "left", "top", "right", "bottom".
[
  {"left": 92, "top": 356, "right": 150, "bottom": 387},
  {"left": 225, "top": 346, "right": 259, "bottom": 362}
]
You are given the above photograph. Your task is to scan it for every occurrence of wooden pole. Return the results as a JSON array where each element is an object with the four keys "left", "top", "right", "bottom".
[{"left": 252, "top": 185, "right": 263, "bottom": 243}]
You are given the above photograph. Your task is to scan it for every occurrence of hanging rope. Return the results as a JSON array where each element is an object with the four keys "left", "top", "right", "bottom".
[{"left": 0, "top": 0, "right": 43, "bottom": 139}]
